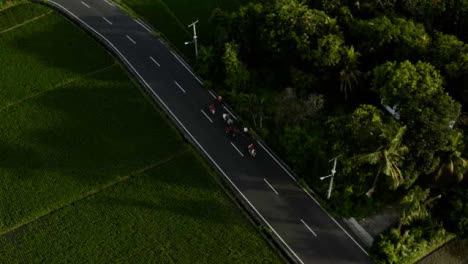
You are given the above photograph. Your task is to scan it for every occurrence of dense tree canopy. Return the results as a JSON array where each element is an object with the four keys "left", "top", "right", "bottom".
[
  {"left": 350, "top": 15, "right": 430, "bottom": 62},
  {"left": 262, "top": 0, "right": 339, "bottom": 61},
  {"left": 203, "top": 0, "right": 468, "bottom": 260},
  {"left": 373, "top": 61, "right": 461, "bottom": 176}
]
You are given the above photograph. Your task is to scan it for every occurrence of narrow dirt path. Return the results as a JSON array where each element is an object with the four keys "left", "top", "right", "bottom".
[{"left": 0, "top": 10, "right": 53, "bottom": 35}]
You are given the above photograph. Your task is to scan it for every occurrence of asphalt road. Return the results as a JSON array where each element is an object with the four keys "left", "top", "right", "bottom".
[{"left": 44, "top": 1, "right": 372, "bottom": 263}]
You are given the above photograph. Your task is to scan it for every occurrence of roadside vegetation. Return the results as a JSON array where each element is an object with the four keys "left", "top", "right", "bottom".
[
  {"left": 118, "top": 0, "right": 252, "bottom": 58},
  {"left": 0, "top": 2, "right": 282, "bottom": 263},
  {"left": 118, "top": 0, "right": 468, "bottom": 262},
  {"left": 193, "top": 0, "right": 468, "bottom": 263}
]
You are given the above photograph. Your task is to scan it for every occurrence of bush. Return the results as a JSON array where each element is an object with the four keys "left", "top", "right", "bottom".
[{"left": 371, "top": 219, "right": 449, "bottom": 264}]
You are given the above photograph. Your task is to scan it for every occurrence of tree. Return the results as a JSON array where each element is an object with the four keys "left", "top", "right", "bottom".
[
  {"left": 260, "top": 0, "right": 340, "bottom": 62},
  {"left": 197, "top": 46, "right": 215, "bottom": 78},
  {"left": 437, "top": 0, "right": 468, "bottom": 42},
  {"left": 274, "top": 87, "right": 324, "bottom": 127},
  {"left": 321, "top": 0, "right": 342, "bottom": 15},
  {"left": 373, "top": 61, "right": 461, "bottom": 176},
  {"left": 278, "top": 125, "right": 318, "bottom": 175},
  {"left": 328, "top": 104, "right": 395, "bottom": 158},
  {"left": 430, "top": 32, "right": 466, "bottom": 69},
  {"left": 399, "top": 186, "right": 441, "bottom": 230},
  {"left": 313, "top": 34, "right": 345, "bottom": 67},
  {"left": 435, "top": 132, "right": 468, "bottom": 184},
  {"left": 346, "top": 104, "right": 386, "bottom": 152},
  {"left": 350, "top": 15, "right": 430, "bottom": 61},
  {"left": 290, "top": 68, "right": 319, "bottom": 97},
  {"left": 357, "top": 126, "right": 408, "bottom": 196},
  {"left": 227, "top": 2, "right": 265, "bottom": 59},
  {"left": 339, "top": 46, "right": 361, "bottom": 100},
  {"left": 398, "top": 0, "right": 446, "bottom": 28},
  {"left": 210, "top": 8, "right": 230, "bottom": 48},
  {"left": 231, "top": 92, "right": 270, "bottom": 129},
  {"left": 222, "top": 42, "right": 250, "bottom": 92},
  {"left": 433, "top": 182, "right": 468, "bottom": 238},
  {"left": 429, "top": 32, "right": 468, "bottom": 105},
  {"left": 446, "top": 185, "right": 468, "bottom": 238}
]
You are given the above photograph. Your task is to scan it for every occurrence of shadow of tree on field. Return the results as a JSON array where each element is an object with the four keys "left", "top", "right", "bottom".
[
  {"left": 0, "top": 63, "right": 193, "bottom": 229},
  {"left": 6, "top": 10, "right": 113, "bottom": 77},
  {"left": 0, "top": 4, "right": 232, "bottom": 232},
  {"left": 0, "top": 141, "right": 42, "bottom": 170},
  {"left": 97, "top": 196, "right": 237, "bottom": 225}
]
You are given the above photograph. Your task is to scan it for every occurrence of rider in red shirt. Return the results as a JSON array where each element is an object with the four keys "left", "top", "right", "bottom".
[{"left": 209, "top": 104, "right": 215, "bottom": 115}]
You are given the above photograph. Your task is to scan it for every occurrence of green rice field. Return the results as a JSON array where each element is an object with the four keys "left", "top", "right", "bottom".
[{"left": 0, "top": 2, "right": 282, "bottom": 262}]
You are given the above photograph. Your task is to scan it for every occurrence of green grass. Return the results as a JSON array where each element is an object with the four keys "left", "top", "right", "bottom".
[
  {"left": 0, "top": 5, "right": 185, "bottom": 232},
  {"left": 119, "top": 0, "right": 251, "bottom": 58},
  {"left": 0, "top": 64, "right": 186, "bottom": 231},
  {"left": 0, "top": 151, "right": 282, "bottom": 263},
  {"left": 0, "top": 3, "right": 282, "bottom": 262},
  {"left": 0, "top": 7, "right": 113, "bottom": 107},
  {"left": 0, "top": 1, "right": 50, "bottom": 32}
]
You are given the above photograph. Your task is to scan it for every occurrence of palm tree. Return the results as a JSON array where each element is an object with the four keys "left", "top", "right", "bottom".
[
  {"left": 358, "top": 126, "right": 408, "bottom": 197},
  {"left": 435, "top": 132, "right": 468, "bottom": 183},
  {"left": 339, "top": 46, "right": 361, "bottom": 100},
  {"left": 399, "top": 186, "right": 441, "bottom": 231}
]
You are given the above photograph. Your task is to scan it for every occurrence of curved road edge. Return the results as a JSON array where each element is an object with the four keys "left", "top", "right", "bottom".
[{"left": 30, "top": 1, "right": 371, "bottom": 263}]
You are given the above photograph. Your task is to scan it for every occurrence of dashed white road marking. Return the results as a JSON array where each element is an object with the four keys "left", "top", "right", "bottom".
[
  {"left": 102, "top": 17, "right": 112, "bottom": 25},
  {"left": 170, "top": 50, "right": 203, "bottom": 85},
  {"left": 126, "top": 35, "right": 136, "bottom": 44},
  {"left": 257, "top": 141, "right": 297, "bottom": 182},
  {"left": 302, "top": 188, "right": 369, "bottom": 255},
  {"left": 231, "top": 142, "right": 244, "bottom": 157},
  {"left": 301, "top": 219, "right": 317, "bottom": 237},
  {"left": 47, "top": 2, "right": 306, "bottom": 263},
  {"left": 208, "top": 90, "right": 217, "bottom": 99},
  {"left": 264, "top": 178, "right": 279, "bottom": 195},
  {"left": 201, "top": 109, "right": 213, "bottom": 123},
  {"left": 134, "top": 19, "right": 152, "bottom": 33},
  {"left": 174, "top": 81, "right": 186, "bottom": 93},
  {"left": 81, "top": 1, "right": 90, "bottom": 8},
  {"left": 149, "top": 56, "right": 160, "bottom": 67},
  {"left": 103, "top": 0, "right": 115, "bottom": 6},
  {"left": 223, "top": 106, "right": 237, "bottom": 120},
  {"left": 258, "top": 138, "right": 369, "bottom": 254}
]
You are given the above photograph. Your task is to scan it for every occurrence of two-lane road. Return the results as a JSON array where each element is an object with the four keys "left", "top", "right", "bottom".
[{"left": 44, "top": 0, "right": 372, "bottom": 263}]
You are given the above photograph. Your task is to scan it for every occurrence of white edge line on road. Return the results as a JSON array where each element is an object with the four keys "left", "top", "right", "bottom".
[
  {"left": 81, "top": 1, "right": 90, "bottom": 8},
  {"left": 103, "top": 0, "right": 115, "bottom": 6},
  {"left": 257, "top": 141, "right": 297, "bottom": 182},
  {"left": 208, "top": 90, "right": 217, "bottom": 99},
  {"left": 300, "top": 219, "right": 317, "bottom": 237},
  {"left": 259, "top": 137, "right": 369, "bottom": 255},
  {"left": 170, "top": 50, "right": 203, "bottom": 85},
  {"left": 126, "top": 35, "right": 136, "bottom": 44},
  {"left": 264, "top": 178, "right": 279, "bottom": 195},
  {"left": 230, "top": 142, "right": 244, "bottom": 157},
  {"left": 47, "top": 3, "right": 305, "bottom": 263},
  {"left": 149, "top": 56, "right": 160, "bottom": 67},
  {"left": 174, "top": 81, "right": 186, "bottom": 93},
  {"left": 302, "top": 188, "right": 369, "bottom": 255},
  {"left": 134, "top": 19, "right": 152, "bottom": 33},
  {"left": 102, "top": 17, "right": 112, "bottom": 25},
  {"left": 223, "top": 106, "right": 237, "bottom": 120},
  {"left": 200, "top": 109, "right": 213, "bottom": 123}
]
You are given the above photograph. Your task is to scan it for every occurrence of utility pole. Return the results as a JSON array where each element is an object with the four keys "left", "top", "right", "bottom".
[
  {"left": 320, "top": 156, "right": 339, "bottom": 199},
  {"left": 184, "top": 20, "right": 199, "bottom": 57}
]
